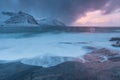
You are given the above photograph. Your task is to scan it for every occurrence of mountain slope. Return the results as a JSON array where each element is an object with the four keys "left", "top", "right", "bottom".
[
  {"left": 2, "top": 11, "right": 66, "bottom": 27},
  {"left": 2, "top": 11, "right": 38, "bottom": 25}
]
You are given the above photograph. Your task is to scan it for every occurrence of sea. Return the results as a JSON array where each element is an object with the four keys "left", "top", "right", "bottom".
[{"left": 0, "top": 26, "right": 119, "bottom": 60}]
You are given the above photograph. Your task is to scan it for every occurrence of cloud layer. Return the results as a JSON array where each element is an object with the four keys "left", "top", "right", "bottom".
[
  {"left": 0, "top": 0, "right": 120, "bottom": 26},
  {"left": 74, "top": 10, "right": 120, "bottom": 26}
]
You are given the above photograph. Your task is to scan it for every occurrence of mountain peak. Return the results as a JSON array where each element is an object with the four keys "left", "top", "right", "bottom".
[{"left": 3, "top": 11, "right": 38, "bottom": 25}]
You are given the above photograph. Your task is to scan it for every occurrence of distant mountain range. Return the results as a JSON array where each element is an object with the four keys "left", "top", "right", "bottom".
[
  {"left": 1, "top": 11, "right": 65, "bottom": 27},
  {"left": 2, "top": 11, "right": 38, "bottom": 26}
]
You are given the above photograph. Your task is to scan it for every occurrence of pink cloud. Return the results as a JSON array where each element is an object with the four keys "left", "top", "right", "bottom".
[{"left": 73, "top": 10, "right": 120, "bottom": 26}]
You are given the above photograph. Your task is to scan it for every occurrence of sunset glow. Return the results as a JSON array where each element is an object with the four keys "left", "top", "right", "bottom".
[{"left": 73, "top": 10, "right": 120, "bottom": 26}]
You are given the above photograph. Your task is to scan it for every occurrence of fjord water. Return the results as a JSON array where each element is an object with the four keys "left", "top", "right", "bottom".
[{"left": 0, "top": 27, "right": 120, "bottom": 60}]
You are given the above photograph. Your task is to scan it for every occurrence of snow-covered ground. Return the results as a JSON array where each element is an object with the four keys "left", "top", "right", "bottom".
[{"left": 0, "top": 32, "right": 119, "bottom": 60}]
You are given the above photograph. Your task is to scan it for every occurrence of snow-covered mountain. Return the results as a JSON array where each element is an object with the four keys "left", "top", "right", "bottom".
[
  {"left": 21, "top": 56, "right": 75, "bottom": 67},
  {"left": 37, "top": 18, "right": 65, "bottom": 26},
  {"left": 1, "top": 11, "right": 65, "bottom": 27},
  {"left": 2, "top": 11, "right": 38, "bottom": 26}
]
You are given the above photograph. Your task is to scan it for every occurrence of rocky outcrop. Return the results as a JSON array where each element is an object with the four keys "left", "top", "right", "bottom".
[
  {"left": 0, "top": 62, "right": 40, "bottom": 80},
  {"left": 110, "top": 37, "right": 120, "bottom": 41},
  {"left": 1, "top": 60, "right": 120, "bottom": 80},
  {"left": 110, "top": 37, "right": 120, "bottom": 47},
  {"left": 108, "top": 55, "right": 120, "bottom": 62},
  {"left": 84, "top": 48, "right": 120, "bottom": 62},
  {"left": 0, "top": 48, "right": 120, "bottom": 80},
  {"left": 21, "top": 48, "right": 120, "bottom": 67}
]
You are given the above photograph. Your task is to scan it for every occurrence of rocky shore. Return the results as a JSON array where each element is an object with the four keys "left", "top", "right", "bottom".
[{"left": 0, "top": 48, "right": 120, "bottom": 80}]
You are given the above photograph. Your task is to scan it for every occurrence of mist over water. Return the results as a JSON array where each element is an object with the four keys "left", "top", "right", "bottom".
[{"left": 0, "top": 31, "right": 119, "bottom": 60}]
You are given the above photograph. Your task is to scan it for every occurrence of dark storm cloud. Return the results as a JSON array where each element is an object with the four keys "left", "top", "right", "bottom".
[
  {"left": 19, "top": 0, "right": 108, "bottom": 23},
  {"left": 102, "top": 0, "right": 120, "bottom": 14},
  {"left": 0, "top": 0, "right": 120, "bottom": 24}
]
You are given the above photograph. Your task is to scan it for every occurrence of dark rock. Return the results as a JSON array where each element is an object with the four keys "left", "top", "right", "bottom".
[
  {"left": 0, "top": 60, "right": 120, "bottom": 80},
  {"left": 3, "top": 61, "right": 90, "bottom": 80},
  {"left": 110, "top": 37, "right": 120, "bottom": 41},
  {"left": 88, "top": 48, "right": 118, "bottom": 56},
  {"left": 109, "top": 55, "right": 120, "bottom": 62},
  {"left": 59, "top": 42, "right": 88, "bottom": 45},
  {"left": 2, "top": 12, "right": 16, "bottom": 16},
  {"left": 112, "top": 42, "right": 120, "bottom": 47},
  {"left": 59, "top": 42, "right": 73, "bottom": 44},
  {"left": 83, "top": 46, "right": 97, "bottom": 50},
  {"left": 97, "top": 67, "right": 120, "bottom": 80},
  {"left": 0, "top": 62, "right": 40, "bottom": 80}
]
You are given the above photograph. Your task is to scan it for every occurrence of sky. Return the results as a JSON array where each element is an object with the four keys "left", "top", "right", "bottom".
[{"left": 0, "top": 0, "right": 120, "bottom": 26}]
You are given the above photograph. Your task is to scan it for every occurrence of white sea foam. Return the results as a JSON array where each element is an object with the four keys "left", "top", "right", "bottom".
[{"left": 0, "top": 32, "right": 119, "bottom": 60}]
